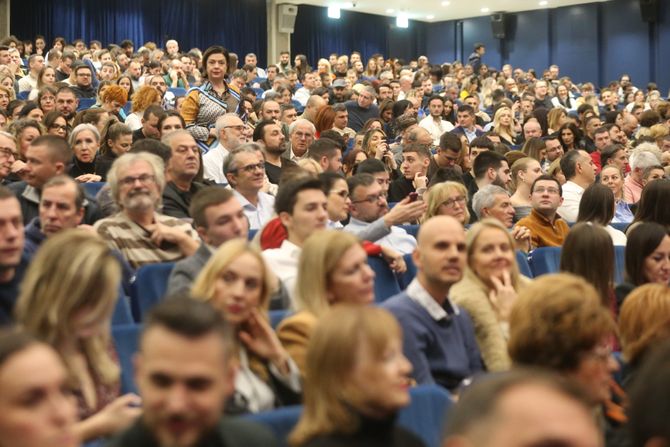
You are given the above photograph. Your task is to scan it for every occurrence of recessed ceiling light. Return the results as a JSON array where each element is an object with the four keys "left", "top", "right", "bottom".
[
  {"left": 539, "top": 0, "right": 548, "bottom": 5},
  {"left": 427, "top": 14, "right": 435, "bottom": 19},
  {"left": 386, "top": 8, "right": 395, "bottom": 13},
  {"left": 342, "top": 2, "right": 353, "bottom": 7},
  {"left": 481, "top": 7, "right": 490, "bottom": 12},
  {"left": 441, "top": 1, "right": 450, "bottom": 6},
  {"left": 397, "top": 14, "right": 409, "bottom": 28}
]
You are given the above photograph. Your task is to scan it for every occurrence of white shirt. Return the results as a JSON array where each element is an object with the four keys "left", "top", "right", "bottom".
[
  {"left": 406, "top": 279, "right": 460, "bottom": 321},
  {"left": 124, "top": 112, "right": 142, "bottom": 131},
  {"left": 293, "top": 87, "right": 311, "bottom": 106},
  {"left": 344, "top": 217, "right": 417, "bottom": 255},
  {"left": 556, "top": 181, "right": 585, "bottom": 223},
  {"left": 419, "top": 116, "right": 455, "bottom": 146},
  {"left": 233, "top": 190, "right": 275, "bottom": 231},
  {"left": 17, "top": 74, "right": 37, "bottom": 93},
  {"left": 262, "top": 240, "right": 301, "bottom": 306},
  {"left": 605, "top": 225, "right": 627, "bottom": 246},
  {"left": 202, "top": 143, "right": 230, "bottom": 185}
]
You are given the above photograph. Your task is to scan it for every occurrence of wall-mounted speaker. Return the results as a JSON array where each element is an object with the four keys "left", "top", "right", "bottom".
[
  {"left": 278, "top": 4, "right": 299, "bottom": 33},
  {"left": 639, "top": 0, "right": 659, "bottom": 22},
  {"left": 491, "top": 12, "right": 506, "bottom": 39}
]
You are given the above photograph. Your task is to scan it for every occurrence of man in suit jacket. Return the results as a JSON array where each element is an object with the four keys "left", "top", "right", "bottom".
[
  {"left": 166, "top": 187, "right": 248, "bottom": 295},
  {"left": 449, "top": 104, "right": 485, "bottom": 143},
  {"left": 106, "top": 297, "right": 277, "bottom": 447},
  {"left": 161, "top": 130, "right": 208, "bottom": 219}
]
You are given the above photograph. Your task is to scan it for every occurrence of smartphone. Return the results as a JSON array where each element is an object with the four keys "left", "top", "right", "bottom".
[{"left": 408, "top": 192, "right": 419, "bottom": 202}]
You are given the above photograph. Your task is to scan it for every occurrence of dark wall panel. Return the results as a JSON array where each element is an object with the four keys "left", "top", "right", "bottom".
[
  {"left": 462, "top": 16, "right": 502, "bottom": 70},
  {"left": 505, "top": 9, "right": 550, "bottom": 74},
  {"left": 656, "top": 0, "right": 670, "bottom": 94},
  {"left": 426, "top": 21, "right": 457, "bottom": 64},
  {"left": 549, "top": 4, "right": 600, "bottom": 85}
]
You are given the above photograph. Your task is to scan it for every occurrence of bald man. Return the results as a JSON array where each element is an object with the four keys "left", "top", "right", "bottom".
[{"left": 382, "top": 216, "right": 483, "bottom": 392}]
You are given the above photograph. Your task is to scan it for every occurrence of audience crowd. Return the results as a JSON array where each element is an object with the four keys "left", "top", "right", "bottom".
[{"left": 2, "top": 33, "right": 670, "bottom": 447}]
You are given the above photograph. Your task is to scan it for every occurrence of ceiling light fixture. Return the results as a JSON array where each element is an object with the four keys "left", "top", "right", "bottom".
[
  {"left": 397, "top": 13, "right": 409, "bottom": 28},
  {"left": 327, "top": 6, "right": 341, "bottom": 18},
  {"left": 481, "top": 7, "right": 490, "bottom": 12}
]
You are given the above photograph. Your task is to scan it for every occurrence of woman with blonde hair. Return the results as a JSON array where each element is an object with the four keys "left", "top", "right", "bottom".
[
  {"left": 492, "top": 106, "right": 517, "bottom": 146},
  {"left": 15, "top": 230, "right": 141, "bottom": 442},
  {"left": 509, "top": 157, "right": 543, "bottom": 221},
  {"left": 192, "top": 239, "right": 301, "bottom": 414},
  {"left": 450, "top": 218, "right": 532, "bottom": 371},
  {"left": 619, "top": 284, "right": 670, "bottom": 382},
  {"left": 289, "top": 305, "right": 422, "bottom": 447},
  {"left": 277, "top": 230, "right": 375, "bottom": 375},
  {"left": 422, "top": 181, "right": 469, "bottom": 225},
  {"left": 124, "top": 85, "right": 161, "bottom": 130}
]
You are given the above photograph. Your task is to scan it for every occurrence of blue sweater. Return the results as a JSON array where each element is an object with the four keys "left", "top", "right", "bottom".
[{"left": 382, "top": 291, "right": 483, "bottom": 391}]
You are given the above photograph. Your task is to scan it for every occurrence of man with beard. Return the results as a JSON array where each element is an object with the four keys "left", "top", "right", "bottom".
[
  {"left": 161, "top": 131, "right": 207, "bottom": 219},
  {"left": 94, "top": 152, "right": 200, "bottom": 268},
  {"left": 467, "top": 151, "right": 512, "bottom": 224},
  {"left": 107, "top": 297, "right": 276, "bottom": 447},
  {"left": 55, "top": 86, "right": 79, "bottom": 125},
  {"left": 253, "top": 120, "right": 296, "bottom": 185}
]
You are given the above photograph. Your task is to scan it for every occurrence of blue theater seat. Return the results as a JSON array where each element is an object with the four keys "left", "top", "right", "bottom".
[
  {"left": 129, "top": 262, "right": 175, "bottom": 321},
  {"left": 111, "top": 323, "right": 142, "bottom": 394},
  {"left": 81, "top": 181, "right": 106, "bottom": 197},
  {"left": 368, "top": 256, "right": 401, "bottom": 302}
]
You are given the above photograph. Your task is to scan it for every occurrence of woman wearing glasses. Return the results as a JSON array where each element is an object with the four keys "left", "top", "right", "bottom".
[{"left": 422, "top": 181, "right": 470, "bottom": 226}]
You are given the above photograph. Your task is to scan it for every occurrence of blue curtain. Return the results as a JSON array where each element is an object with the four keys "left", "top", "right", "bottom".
[
  {"left": 10, "top": 0, "right": 267, "bottom": 65},
  {"left": 291, "top": 4, "right": 427, "bottom": 66}
]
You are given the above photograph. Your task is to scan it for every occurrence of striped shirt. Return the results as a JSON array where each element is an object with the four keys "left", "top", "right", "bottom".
[{"left": 94, "top": 212, "right": 200, "bottom": 269}]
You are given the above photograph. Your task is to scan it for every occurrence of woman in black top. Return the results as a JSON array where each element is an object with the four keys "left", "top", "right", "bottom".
[
  {"left": 95, "top": 122, "right": 133, "bottom": 181},
  {"left": 68, "top": 123, "right": 102, "bottom": 182}
]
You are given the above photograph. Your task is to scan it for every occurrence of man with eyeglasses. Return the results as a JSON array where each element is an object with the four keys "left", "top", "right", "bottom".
[
  {"left": 516, "top": 175, "right": 569, "bottom": 249},
  {"left": 161, "top": 131, "right": 207, "bottom": 219},
  {"left": 345, "top": 86, "right": 380, "bottom": 133},
  {"left": 345, "top": 173, "right": 425, "bottom": 255},
  {"left": 203, "top": 114, "right": 246, "bottom": 185},
  {"left": 284, "top": 119, "right": 315, "bottom": 162},
  {"left": 223, "top": 144, "right": 275, "bottom": 231},
  {"left": 94, "top": 152, "right": 200, "bottom": 268},
  {"left": 0, "top": 131, "right": 17, "bottom": 185},
  {"left": 70, "top": 65, "right": 96, "bottom": 99}
]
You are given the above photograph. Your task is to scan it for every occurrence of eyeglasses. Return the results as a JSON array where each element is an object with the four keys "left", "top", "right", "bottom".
[
  {"left": 232, "top": 162, "right": 265, "bottom": 174},
  {"left": 224, "top": 125, "right": 246, "bottom": 131},
  {"left": 330, "top": 189, "right": 349, "bottom": 199},
  {"left": 49, "top": 124, "right": 68, "bottom": 131},
  {"left": 533, "top": 187, "right": 560, "bottom": 195},
  {"left": 0, "top": 147, "right": 17, "bottom": 159},
  {"left": 119, "top": 174, "right": 156, "bottom": 187},
  {"left": 352, "top": 193, "right": 385, "bottom": 204},
  {"left": 441, "top": 196, "right": 466, "bottom": 208}
]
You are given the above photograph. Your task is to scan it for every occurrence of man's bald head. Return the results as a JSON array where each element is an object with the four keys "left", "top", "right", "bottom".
[{"left": 415, "top": 216, "right": 467, "bottom": 290}]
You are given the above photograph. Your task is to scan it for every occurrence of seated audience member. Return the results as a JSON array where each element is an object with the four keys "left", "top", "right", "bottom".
[
  {"left": 10, "top": 135, "right": 101, "bottom": 225},
  {"left": 388, "top": 143, "right": 431, "bottom": 202},
  {"left": 619, "top": 284, "right": 670, "bottom": 386},
  {"left": 443, "top": 370, "right": 602, "bottom": 447},
  {"left": 161, "top": 130, "right": 207, "bottom": 219},
  {"left": 0, "top": 186, "right": 27, "bottom": 325},
  {"left": 224, "top": 144, "right": 275, "bottom": 231},
  {"left": 262, "top": 177, "right": 328, "bottom": 302},
  {"left": 345, "top": 173, "right": 425, "bottom": 254},
  {"left": 629, "top": 178, "right": 670, "bottom": 231},
  {"left": 319, "top": 171, "right": 352, "bottom": 228},
  {"left": 253, "top": 119, "right": 297, "bottom": 185},
  {"left": 427, "top": 132, "right": 462, "bottom": 180},
  {"left": 15, "top": 230, "right": 142, "bottom": 441},
  {"left": 0, "top": 329, "right": 80, "bottom": 447},
  {"left": 383, "top": 216, "right": 483, "bottom": 391},
  {"left": 600, "top": 165, "right": 634, "bottom": 224},
  {"left": 0, "top": 131, "right": 17, "bottom": 185},
  {"left": 277, "top": 230, "right": 374, "bottom": 375},
  {"left": 560, "top": 224, "right": 617, "bottom": 318},
  {"left": 625, "top": 148, "right": 661, "bottom": 204},
  {"left": 576, "top": 183, "right": 627, "bottom": 245},
  {"left": 68, "top": 123, "right": 102, "bottom": 182},
  {"left": 95, "top": 122, "right": 133, "bottom": 181},
  {"left": 354, "top": 157, "right": 391, "bottom": 196},
  {"left": 94, "top": 152, "right": 199, "bottom": 268},
  {"left": 615, "top": 222, "right": 670, "bottom": 304},
  {"left": 516, "top": 175, "right": 569, "bottom": 248},
  {"left": 589, "top": 126, "right": 613, "bottom": 171},
  {"left": 24, "top": 175, "right": 84, "bottom": 255},
  {"left": 107, "top": 297, "right": 277, "bottom": 447},
  {"left": 422, "top": 181, "right": 470, "bottom": 226},
  {"left": 158, "top": 110, "right": 186, "bottom": 137},
  {"left": 203, "top": 113, "right": 247, "bottom": 185},
  {"left": 131, "top": 104, "right": 164, "bottom": 143},
  {"left": 450, "top": 218, "right": 532, "bottom": 372},
  {"left": 556, "top": 149, "right": 596, "bottom": 222},
  {"left": 450, "top": 104, "right": 485, "bottom": 143},
  {"left": 345, "top": 86, "right": 379, "bottom": 133},
  {"left": 630, "top": 339, "right": 670, "bottom": 447},
  {"left": 70, "top": 64, "right": 96, "bottom": 99},
  {"left": 509, "top": 157, "right": 543, "bottom": 222},
  {"left": 288, "top": 305, "right": 424, "bottom": 447},
  {"left": 472, "top": 185, "right": 532, "bottom": 252},
  {"left": 285, "top": 119, "right": 315, "bottom": 162},
  {"left": 419, "top": 95, "right": 454, "bottom": 146},
  {"left": 508, "top": 273, "right": 621, "bottom": 440},
  {"left": 305, "top": 138, "right": 342, "bottom": 173},
  {"left": 467, "top": 150, "right": 511, "bottom": 223},
  {"left": 192, "top": 239, "right": 301, "bottom": 413},
  {"left": 167, "top": 187, "right": 248, "bottom": 295}
]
